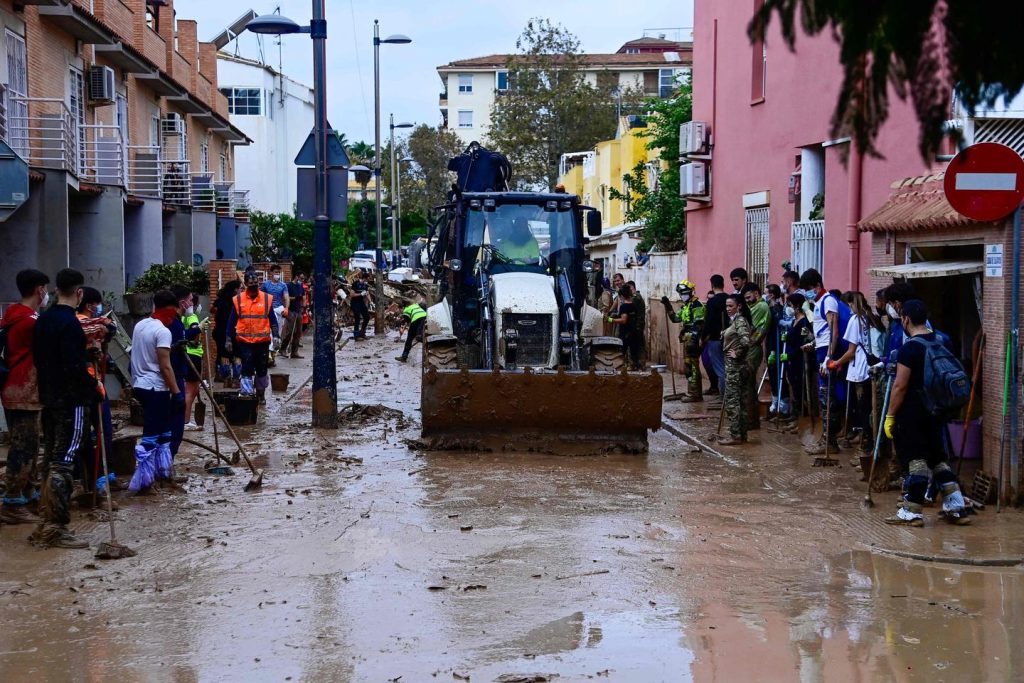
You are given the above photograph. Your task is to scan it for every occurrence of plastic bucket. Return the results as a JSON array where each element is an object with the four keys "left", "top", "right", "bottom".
[
  {"left": 223, "top": 395, "right": 259, "bottom": 426},
  {"left": 270, "top": 373, "right": 290, "bottom": 392},
  {"left": 947, "top": 417, "right": 983, "bottom": 460}
]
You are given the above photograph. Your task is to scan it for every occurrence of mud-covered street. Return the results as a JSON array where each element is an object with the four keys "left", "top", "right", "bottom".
[{"left": 2, "top": 337, "right": 1023, "bottom": 682}]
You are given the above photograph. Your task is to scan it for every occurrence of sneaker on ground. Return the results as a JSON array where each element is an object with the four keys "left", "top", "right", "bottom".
[
  {"left": 395, "top": 356, "right": 407, "bottom": 363},
  {"left": 184, "top": 421, "right": 201, "bottom": 431},
  {"left": 884, "top": 507, "right": 924, "bottom": 527}
]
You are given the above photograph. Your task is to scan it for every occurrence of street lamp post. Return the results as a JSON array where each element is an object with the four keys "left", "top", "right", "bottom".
[
  {"left": 246, "top": 4, "right": 337, "bottom": 428},
  {"left": 389, "top": 116, "right": 413, "bottom": 266},
  {"left": 396, "top": 156, "right": 413, "bottom": 258},
  {"left": 373, "top": 21, "right": 411, "bottom": 332}
]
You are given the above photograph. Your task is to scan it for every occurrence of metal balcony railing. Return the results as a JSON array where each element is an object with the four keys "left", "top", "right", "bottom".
[
  {"left": 791, "top": 219, "right": 825, "bottom": 276},
  {"left": 232, "top": 189, "right": 250, "bottom": 220},
  {"left": 0, "top": 85, "right": 7, "bottom": 147},
  {"left": 7, "top": 96, "right": 76, "bottom": 173},
  {"left": 127, "top": 145, "right": 162, "bottom": 197},
  {"left": 161, "top": 159, "right": 191, "bottom": 205},
  {"left": 80, "top": 124, "right": 124, "bottom": 186},
  {"left": 190, "top": 172, "right": 216, "bottom": 211}
]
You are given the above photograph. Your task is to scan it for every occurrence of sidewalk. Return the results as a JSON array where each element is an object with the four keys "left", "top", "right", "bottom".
[{"left": 658, "top": 371, "right": 1024, "bottom": 566}]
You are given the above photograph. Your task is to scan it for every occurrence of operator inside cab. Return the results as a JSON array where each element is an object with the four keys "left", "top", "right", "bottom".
[{"left": 495, "top": 216, "right": 541, "bottom": 265}]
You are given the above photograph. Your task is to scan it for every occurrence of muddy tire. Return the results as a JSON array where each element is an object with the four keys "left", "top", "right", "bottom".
[
  {"left": 425, "top": 339, "right": 459, "bottom": 369},
  {"left": 590, "top": 344, "right": 625, "bottom": 373}
]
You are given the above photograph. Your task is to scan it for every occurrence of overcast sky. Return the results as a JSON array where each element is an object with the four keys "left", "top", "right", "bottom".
[{"left": 176, "top": 0, "right": 694, "bottom": 145}]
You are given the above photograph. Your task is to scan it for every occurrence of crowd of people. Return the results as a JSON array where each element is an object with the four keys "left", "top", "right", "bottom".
[
  {"left": 0, "top": 264, "right": 310, "bottom": 549},
  {"left": 656, "top": 265, "right": 974, "bottom": 527}
]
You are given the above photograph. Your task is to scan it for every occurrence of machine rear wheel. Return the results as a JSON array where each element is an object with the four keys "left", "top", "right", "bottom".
[{"left": 425, "top": 338, "right": 459, "bottom": 369}]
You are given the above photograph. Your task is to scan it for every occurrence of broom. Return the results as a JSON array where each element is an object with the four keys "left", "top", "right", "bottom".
[{"left": 93, "top": 361, "right": 137, "bottom": 560}]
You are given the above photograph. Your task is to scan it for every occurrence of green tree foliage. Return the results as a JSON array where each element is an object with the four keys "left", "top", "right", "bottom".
[
  {"left": 380, "top": 125, "right": 465, "bottom": 233},
  {"left": 487, "top": 18, "right": 644, "bottom": 189},
  {"left": 750, "top": 1, "right": 1024, "bottom": 160},
  {"left": 609, "top": 87, "right": 692, "bottom": 252},
  {"left": 247, "top": 211, "right": 358, "bottom": 274},
  {"left": 348, "top": 140, "right": 374, "bottom": 164}
]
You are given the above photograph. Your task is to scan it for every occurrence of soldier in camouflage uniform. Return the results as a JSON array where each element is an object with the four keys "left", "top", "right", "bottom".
[
  {"left": 719, "top": 294, "right": 754, "bottom": 446},
  {"left": 661, "top": 280, "right": 706, "bottom": 402}
]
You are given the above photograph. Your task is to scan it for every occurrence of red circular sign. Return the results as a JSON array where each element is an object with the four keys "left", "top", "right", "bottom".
[{"left": 943, "top": 142, "right": 1024, "bottom": 222}]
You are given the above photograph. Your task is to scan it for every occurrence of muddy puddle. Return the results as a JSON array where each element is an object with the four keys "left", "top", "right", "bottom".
[{"left": 1, "top": 337, "right": 1022, "bottom": 681}]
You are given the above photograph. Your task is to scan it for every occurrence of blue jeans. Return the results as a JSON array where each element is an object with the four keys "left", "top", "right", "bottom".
[
  {"left": 705, "top": 340, "right": 726, "bottom": 392},
  {"left": 135, "top": 388, "right": 172, "bottom": 449}
]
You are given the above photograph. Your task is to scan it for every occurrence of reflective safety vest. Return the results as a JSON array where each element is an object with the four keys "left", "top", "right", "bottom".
[
  {"left": 233, "top": 292, "right": 272, "bottom": 344},
  {"left": 182, "top": 313, "right": 203, "bottom": 357},
  {"left": 403, "top": 303, "right": 426, "bottom": 324},
  {"left": 500, "top": 237, "right": 541, "bottom": 264}
]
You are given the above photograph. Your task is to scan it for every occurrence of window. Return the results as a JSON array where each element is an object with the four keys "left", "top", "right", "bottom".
[
  {"left": 744, "top": 206, "right": 770, "bottom": 290},
  {"left": 625, "top": 47, "right": 640, "bottom": 55},
  {"left": 496, "top": 71, "right": 508, "bottom": 91},
  {"left": 659, "top": 69, "right": 684, "bottom": 98},
  {"left": 4, "top": 29, "right": 29, "bottom": 159},
  {"left": 751, "top": 0, "right": 767, "bottom": 102},
  {"left": 68, "top": 67, "right": 85, "bottom": 173},
  {"left": 219, "top": 87, "right": 262, "bottom": 116},
  {"left": 457, "top": 110, "right": 473, "bottom": 129},
  {"left": 458, "top": 74, "right": 473, "bottom": 93},
  {"left": 219, "top": 152, "right": 227, "bottom": 181},
  {"left": 199, "top": 138, "right": 209, "bottom": 173}
]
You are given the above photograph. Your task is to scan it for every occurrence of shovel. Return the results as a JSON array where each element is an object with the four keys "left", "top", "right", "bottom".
[
  {"left": 662, "top": 306, "right": 684, "bottom": 401},
  {"left": 93, "top": 360, "right": 137, "bottom": 560},
  {"left": 184, "top": 354, "right": 263, "bottom": 491}
]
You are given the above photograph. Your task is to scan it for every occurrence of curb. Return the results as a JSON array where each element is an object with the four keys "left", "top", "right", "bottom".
[{"left": 865, "top": 544, "right": 1023, "bottom": 568}]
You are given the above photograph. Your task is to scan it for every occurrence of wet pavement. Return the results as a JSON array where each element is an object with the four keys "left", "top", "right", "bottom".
[{"left": 1, "top": 335, "right": 1022, "bottom": 682}]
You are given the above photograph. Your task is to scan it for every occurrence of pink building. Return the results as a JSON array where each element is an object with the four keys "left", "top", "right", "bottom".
[{"left": 684, "top": 0, "right": 934, "bottom": 292}]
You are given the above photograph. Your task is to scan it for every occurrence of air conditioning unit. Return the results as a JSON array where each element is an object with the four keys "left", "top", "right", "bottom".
[
  {"left": 679, "top": 161, "right": 708, "bottom": 197},
  {"left": 161, "top": 112, "right": 185, "bottom": 136},
  {"left": 88, "top": 65, "right": 116, "bottom": 104},
  {"left": 679, "top": 121, "right": 708, "bottom": 156}
]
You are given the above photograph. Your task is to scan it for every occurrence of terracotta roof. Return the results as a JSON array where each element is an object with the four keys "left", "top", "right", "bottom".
[
  {"left": 439, "top": 51, "right": 690, "bottom": 70},
  {"left": 858, "top": 172, "right": 992, "bottom": 232},
  {"left": 618, "top": 37, "right": 689, "bottom": 50}
]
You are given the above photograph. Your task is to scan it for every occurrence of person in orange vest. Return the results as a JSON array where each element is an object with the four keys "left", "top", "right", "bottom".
[{"left": 225, "top": 270, "right": 279, "bottom": 402}]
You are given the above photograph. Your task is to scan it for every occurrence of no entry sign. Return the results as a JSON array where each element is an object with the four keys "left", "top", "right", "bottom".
[{"left": 944, "top": 142, "right": 1024, "bottom": 222}]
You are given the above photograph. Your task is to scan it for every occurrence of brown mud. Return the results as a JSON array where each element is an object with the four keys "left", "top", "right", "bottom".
[{"left": 1, "top": 335, "right": 1022, "bottom": 682}]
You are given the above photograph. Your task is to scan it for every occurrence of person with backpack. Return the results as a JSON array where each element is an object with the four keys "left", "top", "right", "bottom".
[
  {"left": 883, "top": 300, "right": 971, "bottom": 526},
  {"left": 800, "top": 269, "right": 852, "bottom": 455}
]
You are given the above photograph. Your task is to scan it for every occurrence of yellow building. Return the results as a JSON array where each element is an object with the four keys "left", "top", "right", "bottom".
[{"left": 558, "top": 117, "right": 659, "bottom": 231}]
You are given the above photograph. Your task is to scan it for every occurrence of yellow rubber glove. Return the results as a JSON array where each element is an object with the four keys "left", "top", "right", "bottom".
[{"left": 883, "top": 414, "right": 896, "bottom": 439}]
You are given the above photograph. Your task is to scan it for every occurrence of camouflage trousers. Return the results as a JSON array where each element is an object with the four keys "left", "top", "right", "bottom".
[
  {"left": 39, "top": 404, "right": 90, "bottom": 527},
  {"left": 746, "top": 344, "right": 764, "bottom": 428},
  {"left": 2, "top": 409, "right": 40, "bottom": 502},
  {"left": 725, "top": 361, "right": 753, "bottom": 439}
]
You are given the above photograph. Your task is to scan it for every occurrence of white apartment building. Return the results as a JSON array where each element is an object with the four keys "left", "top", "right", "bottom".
[
  {"left": 217, "top": 53, "right": 314, "bottom": 215},
  {"left": 437, "top": 37, "right": 693, "bottom": 144}
]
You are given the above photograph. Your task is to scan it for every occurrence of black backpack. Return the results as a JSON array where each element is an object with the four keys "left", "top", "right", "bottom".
[{"left": 908, "top": 336, "right": 971, "bottom": 416}]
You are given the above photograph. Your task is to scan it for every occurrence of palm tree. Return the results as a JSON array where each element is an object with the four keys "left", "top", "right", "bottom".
[{"left": 349, "top": 140, "right": 374, "bottom": 165}]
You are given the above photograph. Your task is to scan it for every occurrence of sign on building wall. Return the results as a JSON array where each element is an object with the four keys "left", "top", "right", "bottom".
[{"left": 985, "top": 244, "right": 1004, "bottom": 277}]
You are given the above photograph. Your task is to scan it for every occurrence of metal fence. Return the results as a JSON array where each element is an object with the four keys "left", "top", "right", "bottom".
[
  {"left": 80, "top": 124, "right": 124, "bottom": 186},
  {"left": 791, "top": 219, "right": 824, "bottom": 277},
  {"left": 7, "top": 96, "right": 76, "bottom": 173},
  {"left": 744, "top": 206, "right": 770, "bottom": 290}
]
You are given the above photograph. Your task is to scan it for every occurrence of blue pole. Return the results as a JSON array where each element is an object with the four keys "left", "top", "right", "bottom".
[{"left": 1010, "top": 204, "right": 1021, "bottom": 502}]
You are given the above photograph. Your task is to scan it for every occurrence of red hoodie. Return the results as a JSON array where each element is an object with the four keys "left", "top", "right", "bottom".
[{"left": 1, "top": 303, "right": 41, "bottom": 410}]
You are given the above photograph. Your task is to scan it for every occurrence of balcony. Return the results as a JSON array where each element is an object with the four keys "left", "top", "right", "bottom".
[
  {"left": 161, "top": 159, "right": 192, "bottom": 206},
  {"left": 79, "top": 124, "right": 124, "bottom": 185},
  {"left": 6, "top": 96, "right": 77, "bottom": 174},
  {"left": 190, "top": 173, "right": 235, "bottom": 215},
  {"left": 439, "top": 91, "right": 448, "bottom": 105},
  {"left": 791, "top": 219, "right": 824, "bottom": 275},
  {"left": 127, "top": 145, "right": 162, "bottom": 197},
  {"left": 232, "top": 190, "right": 250, "bottom": 221},
  {"left": 0, "top": 86, "right": 7, "bottom": 146}
]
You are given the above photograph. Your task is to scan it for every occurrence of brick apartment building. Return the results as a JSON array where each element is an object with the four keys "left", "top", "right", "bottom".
[{"left": 0, "top": 0, "right": 250, "bottom": 306}]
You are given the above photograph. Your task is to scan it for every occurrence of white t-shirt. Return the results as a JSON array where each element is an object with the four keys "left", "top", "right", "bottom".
[
  {"left": 812, "top": 292, "right": 839, "bottom": 349},
  {"left": 131, "top": 317, "right": 172, "bottom": 391},
  {"left": 842, "top": 317, "right": 869, "bottom": 382}
]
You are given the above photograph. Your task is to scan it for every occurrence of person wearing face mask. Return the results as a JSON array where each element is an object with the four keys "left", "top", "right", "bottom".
[
  {"left": 75, "top": 287, "right": 117, "bottom": 506},
  {"left": 718, "top": 294, "right": 754, "bottom": 446},
  {"left": 0, "top": 269, "right": 50, "bottom": 526},
  {"left": 29, "top": 269, "right": 100, "bottom": 549},
  {"left": 179, "top": 289, "right": 205, "bottom": 431},
  {"left": 227, "top": 270, "right": 279, "bottom": 402},
  {"left": 661, "top": 280, "right": 706, "bottom": 402},
  {"left": 260, "top": 265, "right": 290, "bottom": 365},
  {"left": 781, "top": 292, "right": 813, "bottom": 427}
]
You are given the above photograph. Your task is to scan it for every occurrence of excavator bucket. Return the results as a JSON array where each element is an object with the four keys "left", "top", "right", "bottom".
[{"left": 420, "top": 367, "right": 664, "bottom": 453}]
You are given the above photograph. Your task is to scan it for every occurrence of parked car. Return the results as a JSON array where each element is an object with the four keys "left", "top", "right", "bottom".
[{"left": 349, "top": 249, "right": 380, "bottom": 272}]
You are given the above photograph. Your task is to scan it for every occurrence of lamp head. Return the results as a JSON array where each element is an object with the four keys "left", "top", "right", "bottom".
[
  {"left": 382, "top": 34, "right": 412, "bottom": 44},
  {"left": 245, "top": 14, "right": 303, "bottom": 35}
]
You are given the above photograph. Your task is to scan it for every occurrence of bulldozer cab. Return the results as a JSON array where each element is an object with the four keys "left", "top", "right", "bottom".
[{"left": 442, "top": 193, "right": 590, "bottom": 335}]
